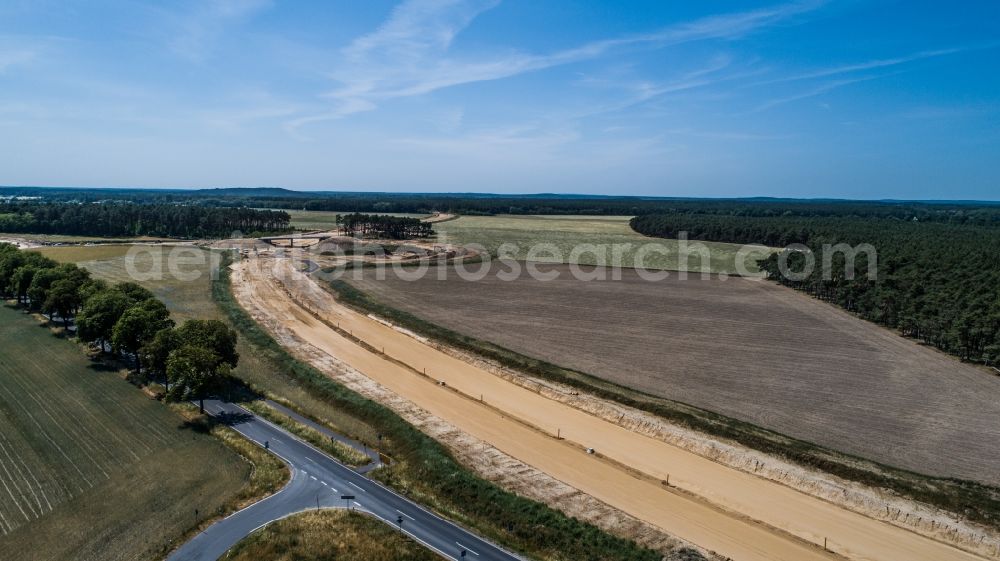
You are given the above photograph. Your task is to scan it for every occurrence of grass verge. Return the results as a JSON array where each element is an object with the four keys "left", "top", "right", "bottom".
[
  {"left": 241, "top": 400, "right": 370, "bottom": 467},
  {"left": 224, "top": 510, "right": 439, "bottom": 561},
  {"left": 328, "top": 278, "right": 1000, "bottom": 530},
  {"left": 212, "top": 253, "right": 662, "bottom": 561}
]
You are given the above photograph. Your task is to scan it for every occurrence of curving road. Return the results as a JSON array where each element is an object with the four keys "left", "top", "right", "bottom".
[{"left": 167, "top": 400, "right": 520, "bottom": 561}]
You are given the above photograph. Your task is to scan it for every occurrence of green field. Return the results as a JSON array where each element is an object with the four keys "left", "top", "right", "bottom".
[
  {"left": 434, "top": 215, "right": 772, "bottom": 274},
  {"left": 284, "top": 210, "right": 428, "bottom": 231},
  {"left": 0, "top": 306, "right": 249, "bottom": 561}
]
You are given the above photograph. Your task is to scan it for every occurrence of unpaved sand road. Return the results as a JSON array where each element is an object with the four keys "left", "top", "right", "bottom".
[
  {"left": 235, "top": 258, "right": 989, "bottom": 561},
  {"left": 421, "top": 212, "right": 457, "bottom": 223}
]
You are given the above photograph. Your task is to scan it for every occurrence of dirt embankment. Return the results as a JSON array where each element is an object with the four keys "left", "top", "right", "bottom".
[{"left": 232, "top": 256, "right": 996, "bottom": 561}]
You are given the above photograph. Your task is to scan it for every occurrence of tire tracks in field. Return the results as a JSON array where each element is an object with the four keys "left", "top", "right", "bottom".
[
  {"left": 2, "top": 365, "right": 115, "bottom": 481},
  {"left": 0, "top": 431, "right": 54, "bottom": 513},
  {"left": 0, "top": 382, "right": 91, "bottom": 494},
  {"left": 0, "top": 435, "right": 47, "bottom": 517}
]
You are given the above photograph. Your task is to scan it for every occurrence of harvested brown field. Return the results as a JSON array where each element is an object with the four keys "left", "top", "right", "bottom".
[{"left": 345, "top": 264, "right": 1000, "bottom": 485}]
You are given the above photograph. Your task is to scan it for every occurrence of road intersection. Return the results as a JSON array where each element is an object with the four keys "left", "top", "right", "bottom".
[{"left": 167, "top": 400, "right": 519, "bottom": 561}]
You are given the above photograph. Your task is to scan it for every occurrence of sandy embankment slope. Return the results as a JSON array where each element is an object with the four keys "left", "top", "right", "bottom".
[{"left": 235, "top": 257, "right": 990, "bottom": 561}]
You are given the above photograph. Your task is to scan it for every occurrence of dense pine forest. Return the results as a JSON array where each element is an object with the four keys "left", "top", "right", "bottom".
[
  {"left": 336, "top": 213, "right": 433, "bottom": 239},
  {"left": 631, "top": 213, "right": 1000, "bottom": 365},
  {"left": 0, "top": 201, "right": 290, "bottom": 238}
]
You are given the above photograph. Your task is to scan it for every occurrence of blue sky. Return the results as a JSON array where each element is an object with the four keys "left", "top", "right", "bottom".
[{"left": 1, "top": 0, "right": 998, "bottom": 199}]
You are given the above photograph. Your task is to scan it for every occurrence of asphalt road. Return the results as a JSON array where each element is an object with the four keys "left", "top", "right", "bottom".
[{"left": 167, "top": 400, "right": 521, "bottom": 561}]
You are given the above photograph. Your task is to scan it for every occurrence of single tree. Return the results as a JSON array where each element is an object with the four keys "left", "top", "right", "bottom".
[
  {"left": 10, "top": 265, "right": 39, "bottom": 306},
  {"left": 141, "top": 327, "right": 182, "bottom": 390},
  {"left": 0, "top": 247, "right": 26, "bottom": 297},
  {"left": 166, "top": 345, "right": 229, "bottom": 413},
  {"left": 176, "top": 320, "right": 239, "bottom": 369},
  {"left": 42, "top": 279, "right": 81, "bottom": 328},
  {"left": 77, "top": 289, "right": 131, "bottom": 352},
  {"left": 27, "top": 267, "right": 64, "bottom": 312},
  {"left": 77, "top": 279, "right": 109, "bottom": 312},
  {"left": 116, "top": 282, "right": 155, "bottom": 304},
  {"left": 111, "top": 298, "right": 173, "bottom": 373}
]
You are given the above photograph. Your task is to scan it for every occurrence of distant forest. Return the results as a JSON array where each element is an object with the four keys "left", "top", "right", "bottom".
[
  {"left": 337, "top": 213, "right": 432, "bottom": 239},
  {"left": 631, "top": 213, "right": 1000, "bottom": 365},
  {"left": 4, "top": 186, "right": 1000, "bottom": 222},
  {"left": 0, "top": 201, "right": 290, "bottom": 238}
]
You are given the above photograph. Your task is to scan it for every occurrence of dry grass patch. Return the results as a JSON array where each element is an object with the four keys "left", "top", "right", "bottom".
[{"left": 225, "top": 510, "right": 439, "bottom": 561}]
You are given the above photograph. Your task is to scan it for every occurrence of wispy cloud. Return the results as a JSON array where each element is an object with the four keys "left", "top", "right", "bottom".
[
  {"left": 345, "top": 0, "right": 501, "bottom": 61},
  {"left": 0, "top": 48, "right": 35, "bottom": 73},
  {"left": 169, "top": 0, "right": 273, "bottom": 61},
  {"left": 742, "top": 43, "right": 1000, "bottom": 114},
  {"left": 753, "top": 75, "right": 881, "bottom": 112},
  {"left": 664, "top": 127, "right": 793, "bottom": 141},
  {"left": 289, "top": 0, "right": 825, "bottom": 130},
  {"left": 756, "top": 46, "right": 971, "bottom": 86}
]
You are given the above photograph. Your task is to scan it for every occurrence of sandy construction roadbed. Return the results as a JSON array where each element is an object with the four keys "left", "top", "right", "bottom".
[{"left": 233, "top": 256, "right": 991, "bottom": 561}]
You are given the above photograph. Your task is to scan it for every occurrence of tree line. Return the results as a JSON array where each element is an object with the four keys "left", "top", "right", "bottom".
[
  {"left": 6, "top": 186, "right": 1000, "bottom": 223},
  {"left": 336, "top": 213, "right": 433, "bottom": 239},
  {"left": 0, "top": 201, "right": 291, "bottom": 238},
  {"left": 0, "top": 243, "right": 238, "bottom": 411},
  {"left": 630, "top": 213, "right": 1000, "bottom": 365}
]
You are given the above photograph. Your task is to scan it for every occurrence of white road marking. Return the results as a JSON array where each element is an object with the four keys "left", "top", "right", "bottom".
[
  {"left": 396, "top": 509, "right": 415, "bottom": 521},
  {"left": 353, "top": 501, "right": 363, "bottom": 508},
  {"left": 348, "top": 481, "right": 365, "bottom": 492},
  {"left": 456, "top": 542, "right": 480, "bottom": 556},
  {"left": 309, "top": 475, "right": 317, "bottom": 481},
  {"left": 320, "top": 481, "right": 328, "bottom": 486}
]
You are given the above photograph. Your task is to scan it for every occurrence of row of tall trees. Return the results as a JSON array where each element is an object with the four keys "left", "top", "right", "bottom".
[
  {"left": 0, "top": 201, "right": 291, "bottom": 238},
  {"left": 336, "top": 213, "right": 433, "bottom": 239},
  {"left": 630, "top": 214, "right": 1000, "bottom": 365},
  {"left": 0, "top": 244, "right": 95, "bottom": 326},
  {"left": 0, "top": 243, "right": 239, "bottom": 411}
]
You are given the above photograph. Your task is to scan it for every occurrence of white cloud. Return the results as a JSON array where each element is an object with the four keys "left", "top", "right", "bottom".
[{"left": 290, "top": 0, "right": 825, "bottom": 129}]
